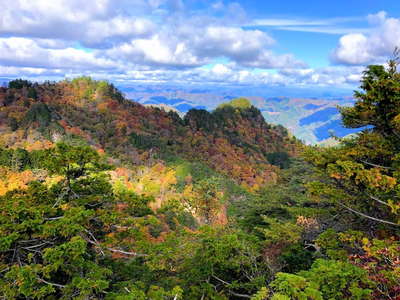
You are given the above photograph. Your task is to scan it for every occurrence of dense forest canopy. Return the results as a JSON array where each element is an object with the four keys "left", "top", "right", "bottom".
[{"left": 0, "top": 60, "right": 399, "bottom": 299}]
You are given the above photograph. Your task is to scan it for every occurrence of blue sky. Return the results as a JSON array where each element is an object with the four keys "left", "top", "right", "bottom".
[
  {"left": 0, "top": 0, "right": 399, "bottom": 95},
  {"left": 243, "top": 0, "right": 400, "bottom": 68}
]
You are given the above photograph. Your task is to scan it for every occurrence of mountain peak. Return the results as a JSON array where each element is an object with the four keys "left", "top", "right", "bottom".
[
  {"left": 217, "top": 97, "right": 252, "bottom": 110},
  {"left": 0, "top": 78, "right": 299, "bottom": 190}
]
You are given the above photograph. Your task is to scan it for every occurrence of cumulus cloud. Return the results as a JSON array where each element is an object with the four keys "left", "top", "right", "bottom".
[
  {"left": 332, "top": 11, "right": 400, "bottom": 65},
  {"left": 191, "top": 26, "right": 305, "bottom": 68},
  {"left": 279, "top": 66, "right": 364, "bottom": 86},
  {"left": 0, "top": 0, "right": 363, "bottom": 89},
  {"left": 0, "top": 66, "right": 64, "bottom": 77},
  {"left": 0, "top": 0, "right": 305, "bottom": 73},
  {"left": 84, "top": 17, "right": 155, "bottom": 47},
  {"left": 105, "top": 64, "right": 363, "bottom": 87},
  {"left": 105, "top": 35, "right": 204, "bottom": 68},
  {"left": 0, "top": 0, "right": 156, "bottom": 47},
  {"left": 105, "top": 24, "right": 305, "bottom": 69},
  {"left": 0, "top": 38, "right": 117, "bottom": 70}
]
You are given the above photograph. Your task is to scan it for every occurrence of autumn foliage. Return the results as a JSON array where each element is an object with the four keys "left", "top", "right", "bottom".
[{"left": 0, "top": 61, "right": 399, "bottom": 299}]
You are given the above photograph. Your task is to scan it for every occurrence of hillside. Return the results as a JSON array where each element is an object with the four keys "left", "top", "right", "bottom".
[
  {"left": 123, "top": 86, "right": 358, "bottom": 144},
  {"left": 0, "top": 78, "right": 298, "bottom": 190},
  {"left": 1, "top": 68, "right": 399, "bottom": 300}
]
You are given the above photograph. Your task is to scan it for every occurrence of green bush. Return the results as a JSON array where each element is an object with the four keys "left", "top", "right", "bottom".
[
  {"left": 8, "top": 79, "right": 32, "bottom": 89},
  {"left": 217, "top": 98, "right": 252, "bottom": 109},
  {"left": 279, "top": 243, "right": 314, "bottom": 273},
  {"left": 266, "top": 152, "right": 291, "bottom": 169},
  {"left": 270, "top": 273, "right": 322, "bottom": 300},
  {"left": 23, "top": 103, "right": 52, "bottom": 127},
  {"left": 270, "top": 259, "right": 373, "bottom": 300}
]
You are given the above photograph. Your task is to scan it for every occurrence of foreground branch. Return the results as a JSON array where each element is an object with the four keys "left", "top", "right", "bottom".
[
  {"left": 106, "top": 247, "right": 147, "bottom": 257},
  {"left": 339, "top": 203, "right": 399, "bottom": 227},
  {"left": 212, "top": 275, "right": 252, "bottom": 299},
  {"left": 368, "top": 194, "right": 391, "bottom": 207},
  {"left": 84, "top": 233, "right": 147, "bottom": 257},
  {"left": 359, "top": 159, "right": 393, "bottom": 170},
  {"left": 38, "top": 277, "right": 66, "bottom": 289}
]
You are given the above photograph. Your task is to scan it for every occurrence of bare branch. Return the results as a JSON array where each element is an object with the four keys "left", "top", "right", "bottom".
[
  {"left": 212, "top": 275, "right": 231, "bottom": 286},
  {"left": 211, "top": 275, "right": 252, "bottom": 299},
  {"left": 106, "top": 247, "right": 147, "bottom": 257},
  {"left": 84, "top": 233, "right": 147, "bottom": 257},
  {"left": 38, "top": 277, "right": 66, "bottom": 289},
  {"left": 339, "top": 203, "right": 399, "bottom": 226},
  {"left": 21, "top": 242, "right": 51, "bottom": 250},
  {"left": 84, "top": 230, "right": 105, "bottom": 257},
  {"left": 368, "top": 194, "right": 391, "bottom": 207},
  {"left": 45, "top": 216, "right": 64, "bottom": 221},
  {"left": 229, "top": 291, "right": 252, "bottom": 299},
  {"left": 18, "top": 239, "right": 40, "bottom": 244},
  {"left": 359, "top": 160, "right": 393, "bottom": 170}
]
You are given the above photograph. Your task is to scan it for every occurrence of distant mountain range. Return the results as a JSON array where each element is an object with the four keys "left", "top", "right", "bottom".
[{"left": 121, "top": 86, "right": 359, "bottom": 144}]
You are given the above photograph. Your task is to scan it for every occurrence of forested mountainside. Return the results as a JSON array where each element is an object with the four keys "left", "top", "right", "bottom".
[
  {"left": 127, "top": 88, "right": 357, "bottom": 144},
  {"left": 0, "top": 78, "right": 298, "bottom": 190},
  {"left": 0, "top": 62, "right": 399, "bottom": 300}
]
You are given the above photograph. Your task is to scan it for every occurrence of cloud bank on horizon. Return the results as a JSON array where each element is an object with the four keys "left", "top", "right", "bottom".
[{"left": 0, "top": 0, "right": 399, "bottom": 91}]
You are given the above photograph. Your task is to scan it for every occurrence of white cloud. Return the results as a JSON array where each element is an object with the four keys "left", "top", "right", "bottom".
[
  {"left": 85, "top": 17, "right": 155, "bottom": 46},
  {"left": 114, "top": 64, "right": 363, "bottom": 87},
  {"left": 106, "top": 35, "right": 204, "bottom": 68},
  {"left": 251, "top": 18, "right": 331, "bottom": 27},
  {"left": 211, "top": 64, "right": 232, "bottom": 76},
  {"left": 0, "top": 0, "right": 156, "bottom": 46},
  {"left": 196, "top": 26, "right": 274, "bottom": 59},
  {"left": 367, "top": 11, "right": 387, "bottom": 25},
  {"left": 105, "top": 24, "right": 305, "bottom": 69},
  {"left": 0, "top": 60, "right": 365, "bottom": 89},
  {"left": 332, "top": 34, "right": 373, "bottom": 64},
  {"left": 279, "top": 66, "right": 364, "bottom": 86},
  {"left": 0, "top": 0, "right": 304, "bottom": 72},
  {"left": 0, "top": 0, "right": 367, "bottom": 90},
  {"left": 0, "top": 66, "right": 63, "bottom": 77},
  {"left": 247, "top": 16, "right": 368, "bottom": 35},
  {"left": 332, "top": 11, "right": 400, "bottom": 65},
  {"left": 0, "top": 38, "right": 117, "bottom": 70},
  {"left": 211, "top": 1, "right": 224, "bottom": 11},
  {"left": 275, "top": 26, "right": 370, "bottom": 35}
]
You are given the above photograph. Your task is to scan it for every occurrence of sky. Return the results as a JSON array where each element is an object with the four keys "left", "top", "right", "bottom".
[{"left": 0, "top": 0, "right": 400, "bottom": 94}]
